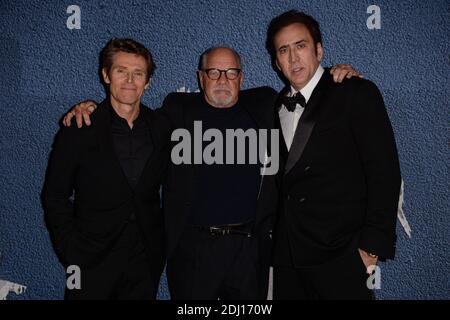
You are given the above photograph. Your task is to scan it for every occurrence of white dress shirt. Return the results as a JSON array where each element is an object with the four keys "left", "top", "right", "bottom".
[{"left": 279, "top": 65, "right": 324, "bottom": 150}]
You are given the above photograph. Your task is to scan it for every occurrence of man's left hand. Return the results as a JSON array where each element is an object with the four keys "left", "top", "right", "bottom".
[{"left": 358, "top": 248, "right": 378, "bottom": 273}]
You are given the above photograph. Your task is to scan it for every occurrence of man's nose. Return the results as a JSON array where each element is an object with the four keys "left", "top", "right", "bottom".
[
  {"left": 126, "top": 72, "right": 133, "bottom": 82},
  {"left": 217, "top": 71, "right": 228, "bottom": 84},
  {"left": 289, "top": 49, "right": 299, "bottom": 64}
]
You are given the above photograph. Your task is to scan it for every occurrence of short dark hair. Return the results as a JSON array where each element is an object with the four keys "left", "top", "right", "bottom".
[
  {"left": 100, "top": 38, "right": 155, "bottom": 83},
  {"left": 266, "top": 10, "right": 323, "bottom": 59}
]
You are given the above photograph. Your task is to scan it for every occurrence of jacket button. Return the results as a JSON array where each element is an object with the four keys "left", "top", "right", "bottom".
[
  {"left": 300, "top": 197, "right": 306, "bottom": 203},
  {"left": 304, "top": 166, "right": 310, "bottom": 171},
  {"left": 286, "top": 194, "right": 290, "bottom": 200}
]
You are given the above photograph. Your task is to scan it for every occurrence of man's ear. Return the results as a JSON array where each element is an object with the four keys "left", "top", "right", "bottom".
[
  {"left": 198, "top": 71, "right": 205, "bottom": 90},
  {"left": 145, "top": 78, "right": 151, "bottom": 90},
  {"left": 102, "top": 68, "right": 111, "bottom": 84},
  {"left": 275, "top": 59, "right": 281, "bottom": 71},
  {"left": 239, "top": 71, "right": 244, "bottom": 88},
  {"left": 316, "top": 43, "right": 324, "bottom": 62}
]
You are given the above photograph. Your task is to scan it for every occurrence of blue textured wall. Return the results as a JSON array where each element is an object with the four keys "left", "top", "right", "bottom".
[{"left": 0, "top": 0, "right": 448, "bottom": 300}]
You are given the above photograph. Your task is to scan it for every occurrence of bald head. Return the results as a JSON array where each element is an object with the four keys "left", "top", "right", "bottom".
[{"left": 200, "top": 47, "right": 242, "bottom": 70}]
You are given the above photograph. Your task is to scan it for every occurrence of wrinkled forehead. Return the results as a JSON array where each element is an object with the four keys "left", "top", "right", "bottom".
[
  {"left": 110, "top": 51, "right": 147, "bottom": 68},
  {"left": 204, "top": 49, "right": 241, "bottom": 69}
]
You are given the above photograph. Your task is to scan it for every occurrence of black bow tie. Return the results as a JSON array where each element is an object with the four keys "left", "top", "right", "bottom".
[{"left": 281, "top": 92, "right": 306, "bottom": 112}]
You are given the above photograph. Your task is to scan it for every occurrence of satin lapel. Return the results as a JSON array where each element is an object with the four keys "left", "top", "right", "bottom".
[
  {"left": 274, "top": 89, "right": 289, "bottom": 164},
  {"left": 284, "top": 72, "right": 332, "bottom": 175}
]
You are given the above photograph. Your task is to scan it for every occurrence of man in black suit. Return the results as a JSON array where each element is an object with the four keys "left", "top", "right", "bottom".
[
  {"left": 266, "top": 10, "right": 401, "bottom": 299},
  {"left": 42, "top": 38, "right": 169, "bottom": 299},
  {"left": 160, "top": 47, "right": 279, "bottom": 299}
]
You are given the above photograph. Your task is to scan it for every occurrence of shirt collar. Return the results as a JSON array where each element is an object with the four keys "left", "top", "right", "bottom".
[
  {"left": 290, "top": 64, "right": 324, "bottom": 103},
  {"left": 110, "top": 103, "right": 144, "bottom": 128}
]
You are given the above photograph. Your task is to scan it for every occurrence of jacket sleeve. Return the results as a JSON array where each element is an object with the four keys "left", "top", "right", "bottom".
[
  {"left": 42, "top": 123, "right": 83, "bottom": 262},
  {"left": 350, "top": 79, "right": 401, "bottom": 260},
  {"left": 157, "top": 92, "right": 180, "bottom": 130}
]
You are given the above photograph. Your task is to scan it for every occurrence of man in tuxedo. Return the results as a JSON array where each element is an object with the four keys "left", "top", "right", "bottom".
[
  {"left": 42, "top": 38, "right": 169, "bottom": 299},
  {"left": 266, "top": 10, "right": 401, "bottom": 299},
  {"left": 61, "top": 48, "right": 359, "bottom": 300}
]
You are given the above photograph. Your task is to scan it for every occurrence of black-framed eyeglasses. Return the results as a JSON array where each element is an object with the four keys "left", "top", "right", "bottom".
[{"left": 201, "top": 68, "right": 242, "bottom": 80}]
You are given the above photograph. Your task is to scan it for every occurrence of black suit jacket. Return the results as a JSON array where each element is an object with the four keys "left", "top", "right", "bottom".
[
  {"left": 273, "top": 70, "right": 401, "bottom": 267},
  {"left": 42, "top": 100, "right": 170, "bottom": 277},
  {"left": 160, "top": 87, "right": 279, "bottom": 294}
]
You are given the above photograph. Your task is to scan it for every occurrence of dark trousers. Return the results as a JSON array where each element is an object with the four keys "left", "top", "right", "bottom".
[
  {"left": 65, "top": 221, "right": 159, "bottom": 300},
  {"left": 273, "top": 249, "right": 373, "bottom": 300},
  {"left": 166, "top": 224, "right": 263, "bottom": 300}
]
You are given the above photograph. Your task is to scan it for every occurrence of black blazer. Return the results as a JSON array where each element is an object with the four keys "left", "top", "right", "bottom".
[
  {"left": 42, "top": 100, "right": 170, "bottom": 277},
  {"left": 160, "top": 87, "right": 279, "bottom": 294},
  {"left": 273, "top": 70, "right": 401, "bottom": 267}
]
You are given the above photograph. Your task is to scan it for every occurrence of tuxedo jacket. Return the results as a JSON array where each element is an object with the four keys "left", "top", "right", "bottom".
[
  {"left": 42, "top": 100, "right": 170, "bottom": 277},
  {"left": 160, "top": 87, "right": 279, "bottom": 292},
  {"left": 273, "top": 70, "right": 401, "bottom": 267}
]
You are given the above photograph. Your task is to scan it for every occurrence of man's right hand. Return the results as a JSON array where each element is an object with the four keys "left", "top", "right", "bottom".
[{"left": 63, "top": 100, "right": 97, "bottom": 128}]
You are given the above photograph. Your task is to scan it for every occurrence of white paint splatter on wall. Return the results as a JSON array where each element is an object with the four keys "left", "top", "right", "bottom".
[
  {"left": 398, "top": 180, "right": 412, "bottom": 238},
  {"left": 0, "top": 280, "right": 27, "bottom": 300}
]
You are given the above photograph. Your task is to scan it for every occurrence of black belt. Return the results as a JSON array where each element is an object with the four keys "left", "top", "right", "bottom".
[{"left": 195, "top": 222, "right": 253, "bottom": 237}]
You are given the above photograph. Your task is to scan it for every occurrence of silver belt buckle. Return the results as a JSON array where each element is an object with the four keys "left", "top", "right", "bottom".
[{"left": 209, "top": 226, "right": 226, "bottom": 236}]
